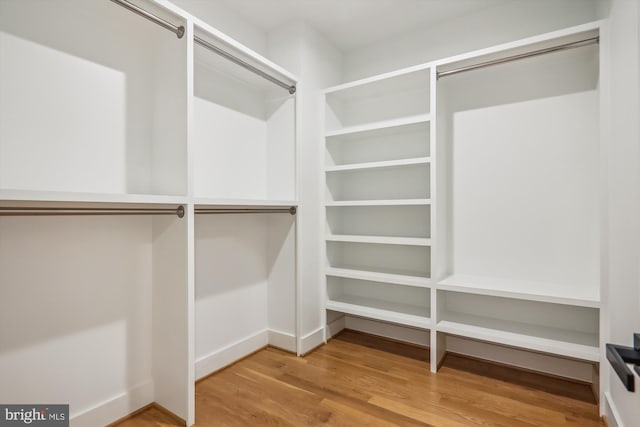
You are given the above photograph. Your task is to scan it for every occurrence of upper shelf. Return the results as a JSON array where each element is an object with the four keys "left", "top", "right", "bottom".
[
  {"left": 325, "top": 68, "right": 431, "bottom": 134},
  {"left": 0, "top": 189, "right": 187, "bottom": 209},
  {"left": 437, "top": 274, "right": 600, "bottom": 308},
  {"left": 193, "top": 198, "right": 298, "bottom": 210}
]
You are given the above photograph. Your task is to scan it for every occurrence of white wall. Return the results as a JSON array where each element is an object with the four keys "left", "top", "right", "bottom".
[
  {"left": 601, "top": 0, "right": 640, "bottom": 425},
  {"left": 267, "top": 22, "right": 343, "bottom": 352},
  {"left": 344, "top": 0, "right": 603, "bottom": 80}
]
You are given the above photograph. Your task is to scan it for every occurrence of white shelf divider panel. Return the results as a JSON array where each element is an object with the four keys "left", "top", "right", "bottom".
[
  {"left": 325, "top": 157, "right": 431, "bottom": 173},
  {"left": 327, "top": 267, "right": 432, "bottom": 288},
  {"left": 326, "top": 199, "right": 431, "bottom": 207},
  {"left": 437, "top": 316, "right": 599, "bottom": 362},
  {"left": 326, "top": 234, "right": 431, "bottom": 246},
  {"left": 325, "top": 114, "right": 431, "bottom": 138},
  {"left": 327, "top": 297, "right": 431, "bottom": 330},
  {"left": 438, "top": 274, "right": 599, "bottom": 308}
]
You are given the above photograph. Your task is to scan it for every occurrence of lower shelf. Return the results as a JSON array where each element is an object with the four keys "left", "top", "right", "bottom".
[
  {"left": 437, "top": 313, "right": 599, "bottom": 362},
  {"left": 326, "top": 295, "right": 431, "bottom": 329}
]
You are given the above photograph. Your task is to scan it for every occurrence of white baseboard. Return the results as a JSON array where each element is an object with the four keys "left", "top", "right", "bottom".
[
  {"left": 604, "top": 392, "right": 624, "bottom": 427},
  {"left": 326, "top": 315, "right": 346, "bottom": 339},
  {"left": 70, "top": 380, "right": 154, "bottom": 427},
  {"left": 340, "top": 315, "right": 594, "bottom": 382},
  {"left": 195, "top": 329, "right": 269, "bottom": 380},
  {"left": 446, "top": 335, "right": 594, "bottom": 382},
  {"left": 299, "top": 326, "right": 325, "bottom": 355},
  {"left": 268, "top": 329, "right": 297, "bottom": 353},
  {"left": 344, "top": 316, "right": 430, "bottom": 347}
]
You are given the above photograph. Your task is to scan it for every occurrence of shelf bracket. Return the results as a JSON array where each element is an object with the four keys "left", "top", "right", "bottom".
[{"left": 606, "top": 333, "right": 640, "bottom": 392}]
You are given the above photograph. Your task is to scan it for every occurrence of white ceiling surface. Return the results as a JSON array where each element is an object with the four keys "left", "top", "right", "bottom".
[{"left": 216, "top": 0, "right": 512, "bottom": 51}]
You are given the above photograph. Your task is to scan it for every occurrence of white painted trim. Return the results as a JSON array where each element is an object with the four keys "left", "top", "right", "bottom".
[
  {"left": 605, "top": 392, "right": 624, "bottom": 427},
  {"left": 445, "top": 336, "right": 595, "bottom": 382},
  {"left": 70, "top": 381, "right": 154, "bottom": 427},
  {"left": 195, "top": 329, "right": 269, "bottom": 380},
  {"left": 344, "top": 316, "right": 430, "bottom": 347},
  {"left": 300, "top": 327, "right": 325, "bottom": 355},
  {"left": 268, "top": 329, "right": 297, "bottom": 353},
  {"left": 326, "top": 315, "right": 346, "bottom": 339}
]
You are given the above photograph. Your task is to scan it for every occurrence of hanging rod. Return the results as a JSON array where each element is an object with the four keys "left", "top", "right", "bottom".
[
  {"left": 194, "top": 36, "right": 297, "bottom": 94},
  {"left": 0, "top": 205, "right": 185, "bottom": 218},
  {"left": 437, "top": 36, "right": 599, "bottom": 79},
  {"left": 110, "top": 0, "right": 185, "bottom": 38},
  {"left": 195, "top": 207, "right": 297, "bottom": 215}
]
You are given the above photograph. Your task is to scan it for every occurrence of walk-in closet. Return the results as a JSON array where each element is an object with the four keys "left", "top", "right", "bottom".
[{"left": 1, "top": 0, "right": 639, "bottom": 426}]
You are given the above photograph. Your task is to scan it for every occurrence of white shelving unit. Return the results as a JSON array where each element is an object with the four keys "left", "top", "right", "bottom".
[
  {"left": 323, "top": 65, "right": 435, "bottom": 343},
  {"left": 0, "top": 1, "right": 299, "bottom": 426},
  {"left": 430, "top": 21, "right": 602, "bottom": 371},
  {"left": 323, "top": 22, "right": 603, "bottom": 380}
]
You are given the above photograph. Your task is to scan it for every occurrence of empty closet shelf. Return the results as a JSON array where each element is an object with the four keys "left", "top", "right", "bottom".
[
  {"left": 327, "top": 295, "right": 431, "bottom": 329},
  {"left": 325, "top": 114, "right": 432, "bottom": 138},
  {"left": 438, "top": 274, "right": 600, "bottom": 308},
  {"left": 437, "top": 313, "right": 599, "bottom": 362},
  {"left": 325, "top": 157, "right": 431, "bottom": 173},
  {"left": 326, "top": 234, "right": 431, "bottom": 246},
  {"left": 326, "top": 199, "right": 431, "bottom": 207},
  {"left": 327, "top": 267, "right": 432, "bottom": 288}
]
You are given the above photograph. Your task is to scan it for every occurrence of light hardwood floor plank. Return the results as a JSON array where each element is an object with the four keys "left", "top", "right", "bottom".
[{"left": 115, "top": 330, "right": 603, "bottom": 426}]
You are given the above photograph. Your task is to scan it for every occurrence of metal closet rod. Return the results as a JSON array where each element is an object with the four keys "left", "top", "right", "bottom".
[
  {"left": 110, "top": 0, "right": 296, "bottom": 94},
  {"left": 0, "top": 205, "right": 185, "bottom": 218},
  {"left": 437, "top": 36, "right": 599, "bottom": 79},
  {"left": 194, "top": 36, "right": 297, "bottom": 94},
  {"left": 110, "top": 0, "right": 185, "bottom": 38},
  {"left": 196, "top": 207, "right": 297, "bottom": 215}
]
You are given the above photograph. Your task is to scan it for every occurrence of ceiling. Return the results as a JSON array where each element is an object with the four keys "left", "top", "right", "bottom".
[{"left": 217, "top": 0, "right": 512, "bottom": 51}]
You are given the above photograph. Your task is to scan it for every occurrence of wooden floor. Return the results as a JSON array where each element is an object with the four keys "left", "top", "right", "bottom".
[{"left": 117, "top": 330, "right": 603, "bottom": 426}]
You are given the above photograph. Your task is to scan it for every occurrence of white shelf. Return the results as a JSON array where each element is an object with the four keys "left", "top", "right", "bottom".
[
  {"left": 437, "top": 312, "right": 600, "bottom": 362},
  {"left": 326, "top": 267, "right": 432, "bottom": 288},
  {"left": 193, "top": 198, "right": 298, "bottom": 210},
  {"left": 437, "top": 274, "right": 599, "bottom": 308},
  {"left": 326, "top": 234, "right": 431, "bottom": 246},
  {"left": 0, "top": 189, "right": 188, "bottom": 209},
  {"left": 325, "top": 114, "right": 431, "bottom": 138},
  {"left": 326, "top": 199, "right": 431, "bottom": 207},
  {"left": 325, "top": 157, "right": 431, "bottom": 173},
  {"left": 326, "top": 295, "right": 431, "bottom": 329}
]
